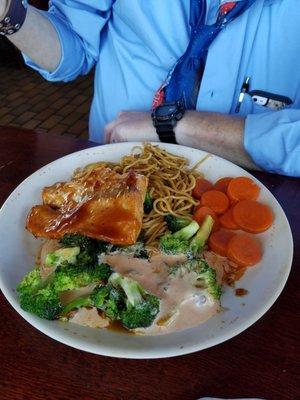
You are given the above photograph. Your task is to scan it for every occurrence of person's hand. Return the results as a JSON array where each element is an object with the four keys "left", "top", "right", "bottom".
[
  {"left": 0, "top": 0, "right": 8, "bottom": 19},
  {"left": 104, "top": 111, "right": 159, "bottom": 144}
]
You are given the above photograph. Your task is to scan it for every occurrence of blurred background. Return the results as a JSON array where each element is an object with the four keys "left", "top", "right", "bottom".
[{"left": 0, "top": 0, "right": 92, "bottom": 139}]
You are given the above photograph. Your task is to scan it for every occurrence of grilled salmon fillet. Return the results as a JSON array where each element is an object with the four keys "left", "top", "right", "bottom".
[{"left": 26, "top": 164, "right": 148, "bottom": 245}]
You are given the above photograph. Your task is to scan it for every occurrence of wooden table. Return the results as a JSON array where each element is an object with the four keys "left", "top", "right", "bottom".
[{"left": 0, "top": 127, "right": 299, "bottom": 400}]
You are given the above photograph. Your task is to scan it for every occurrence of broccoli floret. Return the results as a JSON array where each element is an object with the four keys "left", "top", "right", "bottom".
[
  {"left": 60, "top": 274, "right": 159, "bottom": 329},
  {"left": 104, "top": 287, "right": 125, "bottom": 319},
  {"left": 17, "top": 268, "right": 62, "bottom": 319},
  {"left": 48, "top": 235, "right": 113, "bottom": 293},
  {"left": 59, "top": 234, "right": 96, "bottom": 251},
  {"left": 59, "top": 233, "right": 110, "bottom": 253},
  {"left": 59, "top": 233, "right": 109, "bottom": 262},
  {"left": 75, "top": 250, "right": 96, "bottom": 268},
  {"left": 91, "top": 285, "right": 125, "bottom": 320},
  {"left": 17, "top": 264, "right": 88, "bottom": 319},
  {"left": 109, "top": 273, "right": 143, "bottom": 305},
  {"left": 46, "top": 245, "right": 100, "bottom": 271},
  {"left": 165, "top": 214, "right": 190, "bottom": 233},
  {"left": 61, "top": 285, "right": 125, "bottom": 320},
  {"left": 189, "top": 215, "right": 214, "bottom": 257},
  {"left": 17, "top": 257, "right": 112, "bottom": 319},
  {"left": 93, "top": 263, "right": 113, "bottom": 281},
  {"left": 17, "top": 268, "right": 42, "bottom": 296},
  {"left": 160, "top": 216, "right": 213, "bottom": 257},
  {"left": 90, "top": 285, "right": 110, "bottom": 308},
  {"left": 121, "top": 295, "right": 160, "bottom": 329},
  {"left": 159, "top": 220, "right": 199, "bottom": 255},
  {"left": 52, "top": 263, "right": 112, "bottom": 292},
  {"left": 60, "top": 234, "right": 99, "bottom": 267},
  {"left": 109, "top": 273, "right": 160, "bottom": 329},
  {"left": 18, "top": 284, "right": 62, "bottom": 320},
  {"left": 172, "top": 259, "right": 222, "bottom": 301},
  {"left": 52, "top": 266, "right": 91, "bottom": 292},
  {"left": 159, "top": 235, "right": 191, "bottom": 254},
  {"left": 171, "top": 220, "right": 200, "bottom": 241},
  {"left": 144, "top": 192, "right": 154, "bottom": 214},
  {"left": 195, "top": 260, "right": 222, "bottom": 300},
  {"left": 45, "top": 247, "right": 80, "bottom": 268},
  {"left": 44, "top": 253, "right": 58, "bottom": 267}
]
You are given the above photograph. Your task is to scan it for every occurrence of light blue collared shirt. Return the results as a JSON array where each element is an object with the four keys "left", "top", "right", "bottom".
[{"left": 24, "top": 0, "right": 300, "bottom": 177}]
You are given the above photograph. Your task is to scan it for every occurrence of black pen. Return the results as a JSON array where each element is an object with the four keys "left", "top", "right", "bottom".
[{"left": 235, "top": 76, "right": 250, "bottom": 113}]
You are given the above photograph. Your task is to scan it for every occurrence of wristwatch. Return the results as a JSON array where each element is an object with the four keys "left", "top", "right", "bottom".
[
  {"left": 0, "top": 0, "right": 28, "bottom": 36},
  {"left": 151, "top": 101, "right": 185, "bottom": 144}
]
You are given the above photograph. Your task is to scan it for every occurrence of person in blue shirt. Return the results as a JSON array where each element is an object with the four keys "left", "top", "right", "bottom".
[{"left": 1, "top": 0, "right": 299, "bottom": 177}]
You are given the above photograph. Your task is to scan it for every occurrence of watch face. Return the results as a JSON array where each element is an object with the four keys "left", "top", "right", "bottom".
[{"left": 155, "top": 104, "right": 177, "bottom": 118}]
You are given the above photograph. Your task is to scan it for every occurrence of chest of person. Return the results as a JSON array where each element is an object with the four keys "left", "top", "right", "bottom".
[{"left": 110, "top": 0, "right": 300, "bottom": 114}]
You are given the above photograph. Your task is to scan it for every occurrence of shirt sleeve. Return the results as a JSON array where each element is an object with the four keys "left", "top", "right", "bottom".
[
  {"left": 244, "top": 109, "right": 300, "bottom": 177},
  {"left": 23, "top": 0, "right": 114, "bottom": 82}
]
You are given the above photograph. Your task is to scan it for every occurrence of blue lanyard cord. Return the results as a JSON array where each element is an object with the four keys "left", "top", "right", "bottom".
[{"left": 163, "top": 0, "right": 258, "bottom": 109}]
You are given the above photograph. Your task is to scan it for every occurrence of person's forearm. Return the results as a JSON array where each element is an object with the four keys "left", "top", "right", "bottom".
[
  {"left": 0, "top": 1, "right": 61, "bottom": 71},
  {"left": 175, "top": 110, "right": 260, "bottom": 170}
]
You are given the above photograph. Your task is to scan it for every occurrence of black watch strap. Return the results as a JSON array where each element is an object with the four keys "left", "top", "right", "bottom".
[
  {"left": 0, "top": 0, "right": 27, "bottom": 36},
  {"left": 152, "top": 101, "right": 185, "bottom": 144},
  {"left": 156, "top": 124, "right": 177, "bottom": 144}
]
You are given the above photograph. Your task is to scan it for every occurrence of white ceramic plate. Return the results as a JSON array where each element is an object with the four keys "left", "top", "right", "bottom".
[{"left": 0, "top": 143, "right": 293, "bottom": 359}]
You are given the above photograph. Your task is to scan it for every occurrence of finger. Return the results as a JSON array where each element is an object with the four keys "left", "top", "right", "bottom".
[
  {"left": 104, "top": 125, "right": 112, "bottom": 144},
  {"left": 105, "top": 110, "right": 129, "bottom": 143},
  {"left": 117, "top": 110, "right": 128, "bottom": 118},
  {"left": 104, "top": 120, "right": 118, "bottom": 144},
  {"left": 110, "top": 130, "right": 125, "bottom": 143}
]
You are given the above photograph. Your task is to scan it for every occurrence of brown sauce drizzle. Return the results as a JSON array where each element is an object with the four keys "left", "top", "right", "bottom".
[
  {"left": 107, "top": 319, "right": 134, "bottom": 335},
  {"left": 235, "top": 288, "right": 249, "bottom": 297}
]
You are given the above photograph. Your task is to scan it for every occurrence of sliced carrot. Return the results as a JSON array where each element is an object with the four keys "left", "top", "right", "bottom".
[
  {"left": 192, "top": 178, "right": 213, "bottom": 200},
  {"left": 227, "top": 177, "right": 260, "bottom": 202},
  {"left": 201, "top": 190, "right": 230, "bottom": 215},
  {"left": 194, "top": 202, "right": 201, "bottom": 212},
  {"left": 232, "top": 200, "right": 274, "bottom": 233},
  {"left": 193, "top": 206, "right": 220, "bottom": 232},
  {"left": 219, "top": 207, "right": 239, "bottom": 230},
  {"left": 227, "top": 234, "right": 262, "bottom": 267},
  {"left": 208, "top": 229, "right": 236, "bottom": 257},
  {"left": 214, "top": 177, "right": 233, "bottom": 193}
]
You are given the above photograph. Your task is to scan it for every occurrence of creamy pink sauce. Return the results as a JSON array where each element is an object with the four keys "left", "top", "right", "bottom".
[
  {"left": 101, "top": 252, "right": 220, "bottom": 335},
  {"left": 70, "top": 307, "right": 110, "bottom": 328},
  {"left": 38, "top": 240, "right": 220, "bottom": 335}
]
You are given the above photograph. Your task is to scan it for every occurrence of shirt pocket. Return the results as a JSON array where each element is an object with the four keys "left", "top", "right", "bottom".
[
  {"left": 238, "top": 93, "right": 271, "bottom": 115},
  {"left": 237, "top": 92, "right": 294, "bottom": 116}
]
